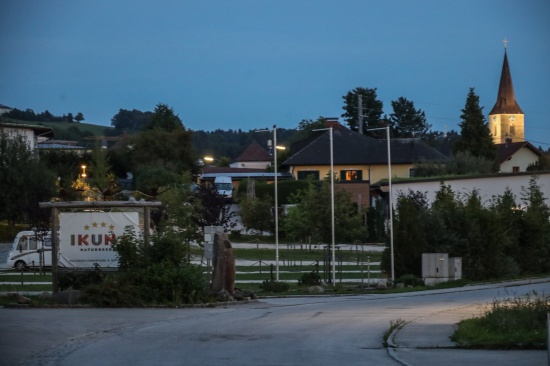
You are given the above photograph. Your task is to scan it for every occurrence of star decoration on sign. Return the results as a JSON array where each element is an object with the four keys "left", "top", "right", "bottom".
[
  {"left": 84, "top": 225, "right": 90, "bottom": 230},
  {"left": 92, "top": 222, "right": 98, "bottom": 228},
  {"left": 101, "top": 222, "right": 107, "bottom": 227}
]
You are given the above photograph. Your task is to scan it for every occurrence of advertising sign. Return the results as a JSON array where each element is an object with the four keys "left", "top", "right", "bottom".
[{"left": 58, "top": 212, "right": 140, "bottom": 268}]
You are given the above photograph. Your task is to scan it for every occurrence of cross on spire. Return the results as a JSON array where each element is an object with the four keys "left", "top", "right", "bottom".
[{"left": 502, "top": 38, "right": 509, "bottom": 49}]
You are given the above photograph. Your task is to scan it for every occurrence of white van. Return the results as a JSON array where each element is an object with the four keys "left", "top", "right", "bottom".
[
  {"left": 5, "top": 231, "right": 52, "bottom": 270},
  {"left": 214, "top": 176, "right": 233, "bottom": 202}
]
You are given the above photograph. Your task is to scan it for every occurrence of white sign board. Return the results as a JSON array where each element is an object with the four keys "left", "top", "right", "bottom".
[{"left": 59, "top": 212, "right": 140, "bottom": 268}]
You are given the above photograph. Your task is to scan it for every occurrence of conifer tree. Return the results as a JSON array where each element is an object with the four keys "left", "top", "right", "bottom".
[{"left": 453, "top": 88, "right": 496, "bottom": 162}]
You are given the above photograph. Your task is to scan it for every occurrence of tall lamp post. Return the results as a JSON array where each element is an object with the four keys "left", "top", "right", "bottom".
[
  {"left": 366, "top": 126, "right": 394, "bottom": 282},
  {"left": 313, "top": 127, "right": 336, "bottom": 285},
  {"left": 256, "top": 125, "right": 285, "bottom": 281}
]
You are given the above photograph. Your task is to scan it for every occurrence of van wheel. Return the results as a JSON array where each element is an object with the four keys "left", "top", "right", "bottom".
[{"left": 14, "top": 260, "right": 26, "bottom": 271}]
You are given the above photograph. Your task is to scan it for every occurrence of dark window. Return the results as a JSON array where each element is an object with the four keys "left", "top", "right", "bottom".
[
  {"left": 340, "top": 170, "right": 362, "bottom": 181},
  {"left": 297, "top": 170, "right": 319, "bottom": 180},
  {"left": 512, "top": 166, "right": 520, "bottom": 173}
]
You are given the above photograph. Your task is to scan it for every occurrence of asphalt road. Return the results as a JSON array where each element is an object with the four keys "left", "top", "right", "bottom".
[{"left": 1, "top": 279, "right": 548, "bottom": 366}]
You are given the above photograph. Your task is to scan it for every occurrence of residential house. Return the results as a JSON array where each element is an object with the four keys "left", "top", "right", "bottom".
[
  {"left": 281, "top": 122, "right": 448, "bottom": 206},
  {"left": 0, "top": 104, "right": 13, "bottom": 115},
  {"left": 496, "top": 140, "right": 541, "bottom": 173},
  {"left": 0, "top": 122, "right": 54, "bottom": 149},
  {"left": 229, "top": 140, "right": 272, "bottom": 169}
]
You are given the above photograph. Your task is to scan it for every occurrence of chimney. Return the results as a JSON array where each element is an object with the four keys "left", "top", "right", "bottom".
[
  {"left": 325, "top": 117, "right": 340, "bottom": 129},
  {"left": 505, "top": 135, "right": 512, "bottom": 146}
]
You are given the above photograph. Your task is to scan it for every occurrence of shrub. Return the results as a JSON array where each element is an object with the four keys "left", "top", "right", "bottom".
[
  {"left": 298, "top": 271, "right": 322, "bottom": 286},
  {"left": 81, "top": 229, "right": 209, "bottom": 306},
  {"left": 396, "top": 274, "right": 424, "bottom": 287},
  {"left": 259, "top": 280, "right": 289, "bottom": 293}
]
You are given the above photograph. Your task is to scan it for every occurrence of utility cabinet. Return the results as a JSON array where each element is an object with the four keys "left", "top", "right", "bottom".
[{"left": 422, "top": 253, "right": 462, "bottom": 285}]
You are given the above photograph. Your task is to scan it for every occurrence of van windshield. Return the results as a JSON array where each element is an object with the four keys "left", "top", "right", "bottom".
[{"left": 216, "top": 183, "right": 232, "bottom": 191}]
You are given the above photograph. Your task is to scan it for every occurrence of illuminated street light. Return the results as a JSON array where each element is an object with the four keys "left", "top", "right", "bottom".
[{"left": 80, "top": 165, "right": 87, "bottom": 179}]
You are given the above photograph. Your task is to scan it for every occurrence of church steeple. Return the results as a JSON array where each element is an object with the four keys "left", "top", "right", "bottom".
[
  {"left": 489, "top": 41, "right": 525, "bottom": 144},
  {"left": 489, "top": 49, "right": 523, "bottom": 115}
]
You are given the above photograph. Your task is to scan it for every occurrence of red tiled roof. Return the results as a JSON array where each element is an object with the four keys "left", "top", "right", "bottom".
[{"left": 233, "top": 141, "right": 272, "bottom": 162}]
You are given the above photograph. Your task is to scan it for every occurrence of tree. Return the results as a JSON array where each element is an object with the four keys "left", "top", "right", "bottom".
[
  {"left": 518, "top": 176, "right": 550, "bottom": 274},
  {"left": 453, "top": 88, "right": 496, "bottom": 162},
  {"left": 195, "top": 184, "right": 236, "bottom": 231},
  {"left": 239, "top": 194, "right": 274, "bottom": 234},
  {"left": 283, "top": 177, "right": 366, "bottom": 244},
  {"left": 87, "top": 147, "right": 119, "bottom": 200},
  {"left": 341, "top": 87, "right": 384, "bottom": 134},
  {"left": 111, "top": 108, "right": 153, "bottom": 133},
  {"left": 385, "top": 190, "right": 430, "bottom": 278},
  {"left": 75, "top": 112, "right": 84, "bottom": 123},
  {"left": 121, "top": 104, "right": 199, "bottom": 194},
  {"left": 389, "top": 97, "right": 431, "bottom": 138},
  {"left": 0, "top": 129, "right": 56, "bottom": 233},
  {"left": 147, "top": 103, "right": 183, "bottom": 132}
]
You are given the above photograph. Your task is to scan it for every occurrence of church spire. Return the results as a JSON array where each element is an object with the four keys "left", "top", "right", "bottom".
[{"left": 489, "top": 46, "right": 523, "bottom": 115}]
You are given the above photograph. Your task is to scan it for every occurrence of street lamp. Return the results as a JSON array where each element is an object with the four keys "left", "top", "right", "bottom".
[
  {"left": 312, "top": 127, "right": 336, "bottom": 285},
  {"left": 255, "top": 125, "right": 285, "bottom": 281},
  {"left": 366, "top": 126, "right": 394, "bottom": 282},
  {"left": 80, "top": 165, "right": 87, "bottom": 179}
]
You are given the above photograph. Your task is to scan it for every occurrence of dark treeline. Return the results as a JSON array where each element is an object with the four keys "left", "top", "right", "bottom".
[{"left": 5, "top": 108, "right": 84, "bottom": 123}]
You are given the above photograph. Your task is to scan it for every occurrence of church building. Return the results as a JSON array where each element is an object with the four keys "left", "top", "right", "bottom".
[{"left": 489, "top": 41, "right": 525, "bottom": 144}]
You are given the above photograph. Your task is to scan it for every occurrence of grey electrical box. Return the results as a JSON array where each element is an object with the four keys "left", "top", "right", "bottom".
[
  {"left": 422, "top": 253, "right": 462, "bottom": 285},
  {"left": 448, "top": 257, "right": 462, "bottom": 280}
]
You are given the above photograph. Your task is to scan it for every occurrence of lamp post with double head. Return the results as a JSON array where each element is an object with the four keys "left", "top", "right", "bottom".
[{"left": 255, "top": 125, "right": 285, "bottom": 281}]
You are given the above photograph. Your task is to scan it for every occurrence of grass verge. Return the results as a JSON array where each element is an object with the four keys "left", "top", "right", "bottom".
[{"left": 451, "top": 291, "right": 549, "bottom": 349}]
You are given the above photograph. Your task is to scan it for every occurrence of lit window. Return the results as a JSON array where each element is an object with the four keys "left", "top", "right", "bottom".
[{"left": 340, "top": 170, "right": 362, "bottom": 181}]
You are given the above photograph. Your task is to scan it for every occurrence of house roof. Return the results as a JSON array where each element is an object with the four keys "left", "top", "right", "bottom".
[
  {"left": 282, "top": 125, "right": 448, "bottom": 167},
  {"left": 489, "top": 50, "right": 523, "bottom": 115},
  {"left": 495, "top": 141, "right": 541, "bottom": 163},
  {"left": 0, "top": 122, "right": 54, "bottom": 138},
  {"left": 233, "top": 140, "right": 272, "bottom": 162}
]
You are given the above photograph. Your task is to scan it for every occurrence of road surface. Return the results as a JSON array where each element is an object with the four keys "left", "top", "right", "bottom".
[{"left": 1, "top": 278, "right": 548, "bottom": 366}]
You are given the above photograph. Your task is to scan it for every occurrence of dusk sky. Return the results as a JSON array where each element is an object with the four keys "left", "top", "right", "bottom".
[{"left": 2, "top": 1, "right": 549, "bottom": 147}]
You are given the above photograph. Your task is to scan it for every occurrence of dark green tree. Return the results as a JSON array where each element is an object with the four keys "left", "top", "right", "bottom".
[
  {"left": 87, "top": 147, "right": 119, "bottom": 200},
  {"left": 111, "top": 108, "right": 153, "bottom": 133},
  {"left": 489, "top": 188, "right": 522, "bottom": 277},
  {"left": 385, "top": 190, "right": 430, "bottom": 278},
  {"left": 0, "top": 129, "right": 56, "bottom": 233},
  {"left": 238, "top": 194, "right": 274, "bottom": 235},
  {"left": 147, "top": 103, "right": 183, "bottom": 132},
  {"left": 453, "top": 88, "right": 496, "bottom": 162},
  {"left": 75, "top": 112, "right": 85, "bottom": 123},
  {"left": 283, "top": 177, "right": 366, "bottom": 244},
  {"left": 341, "top": 87, "right": 384, "bottom": 134},
  {"left": 518, "top": 176, "right": 550, "bottom": 274},
  {"left": 389, "top": 97, "right": 431, "bottom": 138}
]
